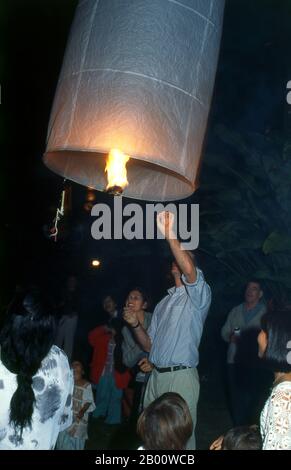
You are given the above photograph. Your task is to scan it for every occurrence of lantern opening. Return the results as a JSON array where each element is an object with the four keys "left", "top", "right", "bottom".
[{"left": 105, "top": 149, "right": 130, "bottom": 195}]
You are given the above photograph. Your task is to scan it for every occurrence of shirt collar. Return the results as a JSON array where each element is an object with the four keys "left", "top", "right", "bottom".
[{"left": 243, "top": 301, "right": 262, "bottom": 313}]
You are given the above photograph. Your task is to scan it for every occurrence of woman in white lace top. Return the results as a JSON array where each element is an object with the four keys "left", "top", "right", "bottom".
[{"left": 258, "top": 308, "right": 291, "bottom": 450}]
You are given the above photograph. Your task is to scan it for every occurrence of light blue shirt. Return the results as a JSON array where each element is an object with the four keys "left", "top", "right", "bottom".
[{"left": 148, "top": 269, "right": 211, "bottom": 368}]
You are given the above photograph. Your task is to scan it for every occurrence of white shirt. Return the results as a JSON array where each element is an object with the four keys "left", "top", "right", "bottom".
[
  {"left": 0, "top": 345, "right": 73, "bottom": 450},
  {"left": 65, "top": 383, "right": 95, "bottom": 440},
  {"left": 260, "top": 381, "right": 291, "bottom": 450}
]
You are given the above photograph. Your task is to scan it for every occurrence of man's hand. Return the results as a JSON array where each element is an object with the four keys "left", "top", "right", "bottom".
[
  {"left": 157, "top": 211, "right": 175, "bottom": 239},
  {"left": 157, "top": 211, "right": 196, "bottom": 283},
  {"left": 123, "top": 306, "right": 138, "bottom": 326},
  {"left": 209, "top": 435, "right": 224, "bottom": 450},
  {"left": 138, "top": 357, "right": 154, "bottom": 373},
  {"left": 230, "top": 333, "right": 238, "bottom": 343}
]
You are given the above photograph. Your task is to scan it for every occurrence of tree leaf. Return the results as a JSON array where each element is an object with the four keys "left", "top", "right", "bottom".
[{"left": 263, "top": 231, "right": 291, "bottom": 254}]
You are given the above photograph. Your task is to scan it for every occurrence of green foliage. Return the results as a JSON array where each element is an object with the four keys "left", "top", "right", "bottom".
[
  {"left": 199, "top": 125, "right": 291, "bottom": 302},
  {"left": 263, "top": 232, "right": 291, "bottom": 255}
]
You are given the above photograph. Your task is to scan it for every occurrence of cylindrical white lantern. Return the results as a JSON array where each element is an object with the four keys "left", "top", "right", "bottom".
[{"left": 44, "top": 0, "right": 225, "bottom": 201}]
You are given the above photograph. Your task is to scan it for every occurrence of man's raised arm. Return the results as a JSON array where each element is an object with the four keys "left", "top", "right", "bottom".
[{"left": 157, "top": 211, "right": 197, "bottom": 283}]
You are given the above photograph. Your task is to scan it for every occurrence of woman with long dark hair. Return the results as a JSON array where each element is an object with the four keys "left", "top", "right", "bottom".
[
  {"left": 0, "top": 292, "right": 73, "bottom": 449},
  {"left": 257, "top": 308, "right": 291, "bottom": 449}
]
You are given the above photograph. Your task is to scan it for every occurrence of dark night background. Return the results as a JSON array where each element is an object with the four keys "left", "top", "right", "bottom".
[{"left": 1, "top": 0, "right": 291, "bottom": 381}]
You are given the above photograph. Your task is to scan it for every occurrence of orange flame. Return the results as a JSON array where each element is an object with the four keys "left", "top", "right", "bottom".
[{"left": 105, "top": 149, "right": 130, "bottom": 190}]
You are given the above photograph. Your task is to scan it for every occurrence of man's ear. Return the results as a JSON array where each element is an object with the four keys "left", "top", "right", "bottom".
[
  {"left": 143, "top": 302, "right": 148, "bottom": 310},
  {"left": 259, "top": 290, "right": 263, "bottom": 299}
]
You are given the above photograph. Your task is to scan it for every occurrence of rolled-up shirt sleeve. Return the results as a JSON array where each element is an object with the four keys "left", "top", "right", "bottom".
[{"left": 181, "top": 269, "right": 211, "bottom": 321}]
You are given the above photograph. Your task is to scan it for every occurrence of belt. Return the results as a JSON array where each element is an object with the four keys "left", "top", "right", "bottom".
[{"left": 154, "top": 365, "right": 191, "bottom": 373}]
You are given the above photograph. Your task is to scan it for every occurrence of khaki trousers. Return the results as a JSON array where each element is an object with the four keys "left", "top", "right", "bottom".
[{"left": 143, "top": 367, "right": 200, "bottom": 450}]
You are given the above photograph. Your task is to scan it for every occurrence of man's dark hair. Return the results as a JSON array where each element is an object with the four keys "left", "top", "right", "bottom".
[
  {"left": 137, "top": 392, "right": 193, "bottom": 450},
  {"left": 222, "top": 425, "right": 262, "bottom": 450},
  {"left": 246, "top": 279, "right": 263, "bottom": 291},
  {"left": 260, "top": 307, "right": 291, "bottom": 373}
]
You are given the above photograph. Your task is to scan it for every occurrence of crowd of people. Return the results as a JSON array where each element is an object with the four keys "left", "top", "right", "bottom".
[{"left": 0, "top": 211, "right": 291, "bottom": 450}]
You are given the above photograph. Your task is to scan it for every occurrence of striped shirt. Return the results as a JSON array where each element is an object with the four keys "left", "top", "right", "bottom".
[{"left": 148, "top": 269, "right": 211, "bottom": 368}]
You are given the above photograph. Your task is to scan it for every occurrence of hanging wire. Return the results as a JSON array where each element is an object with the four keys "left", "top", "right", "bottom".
[{"left": 49, "top": 179, "right": 67, "bottom": 242}]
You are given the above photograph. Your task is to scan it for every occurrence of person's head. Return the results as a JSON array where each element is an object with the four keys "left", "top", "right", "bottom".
[
  {"left": 170, "top": 252, "right": 195, "bottom": 279},
  {"left": 257, "top": 307, "right": 291, "bottom": 372},
  {"left": 137, "top": 392, "right": 193, "bottom": 450},
  {"left": 103, "top": 295, "right": 117, "bottom": 317},
  {"left": 171, "top": 261, "right": 182, "bottom": 278},
  {"left": 0, "top": 292, "right": 55, "bottom": 436},
  {"left": 222, "top": 425, "right": 262, "bottom": 450},
  {"left": 125, "top": 288, "right": 148, "bottom": 313},
  {"left": 244, "top": 280, "right": 263, "bottom": 306},
  {"left": 71, "top": 360, "right": 85, "bottom": 381}
]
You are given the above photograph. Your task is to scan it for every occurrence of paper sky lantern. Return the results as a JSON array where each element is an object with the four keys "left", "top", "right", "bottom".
[{"left": 44, "top": 0, "right": 225, "bottom": 201}]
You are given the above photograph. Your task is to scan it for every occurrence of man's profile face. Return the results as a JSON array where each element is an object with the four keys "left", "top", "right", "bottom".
[
  {"left": 171, "top": 261, "right": 181, "bottom": 277},
  {"left": 245, "top": 282, "right": 262, "bottom": 305}
]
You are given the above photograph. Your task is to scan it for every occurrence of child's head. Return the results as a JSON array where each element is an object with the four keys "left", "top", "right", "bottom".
[
  {"left": 137, "top": 392, "right": 193, "bottom": 450},
  {"left": 71, "top": 360, "right": 85, "bottom": 381},
  {"left": 222, "top": 425, "right": 262, "bottom": 450}
]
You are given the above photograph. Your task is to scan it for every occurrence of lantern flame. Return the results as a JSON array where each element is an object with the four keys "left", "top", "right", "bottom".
[{"left": 105, "top": 149, "right": 130, "bottom": 194}]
